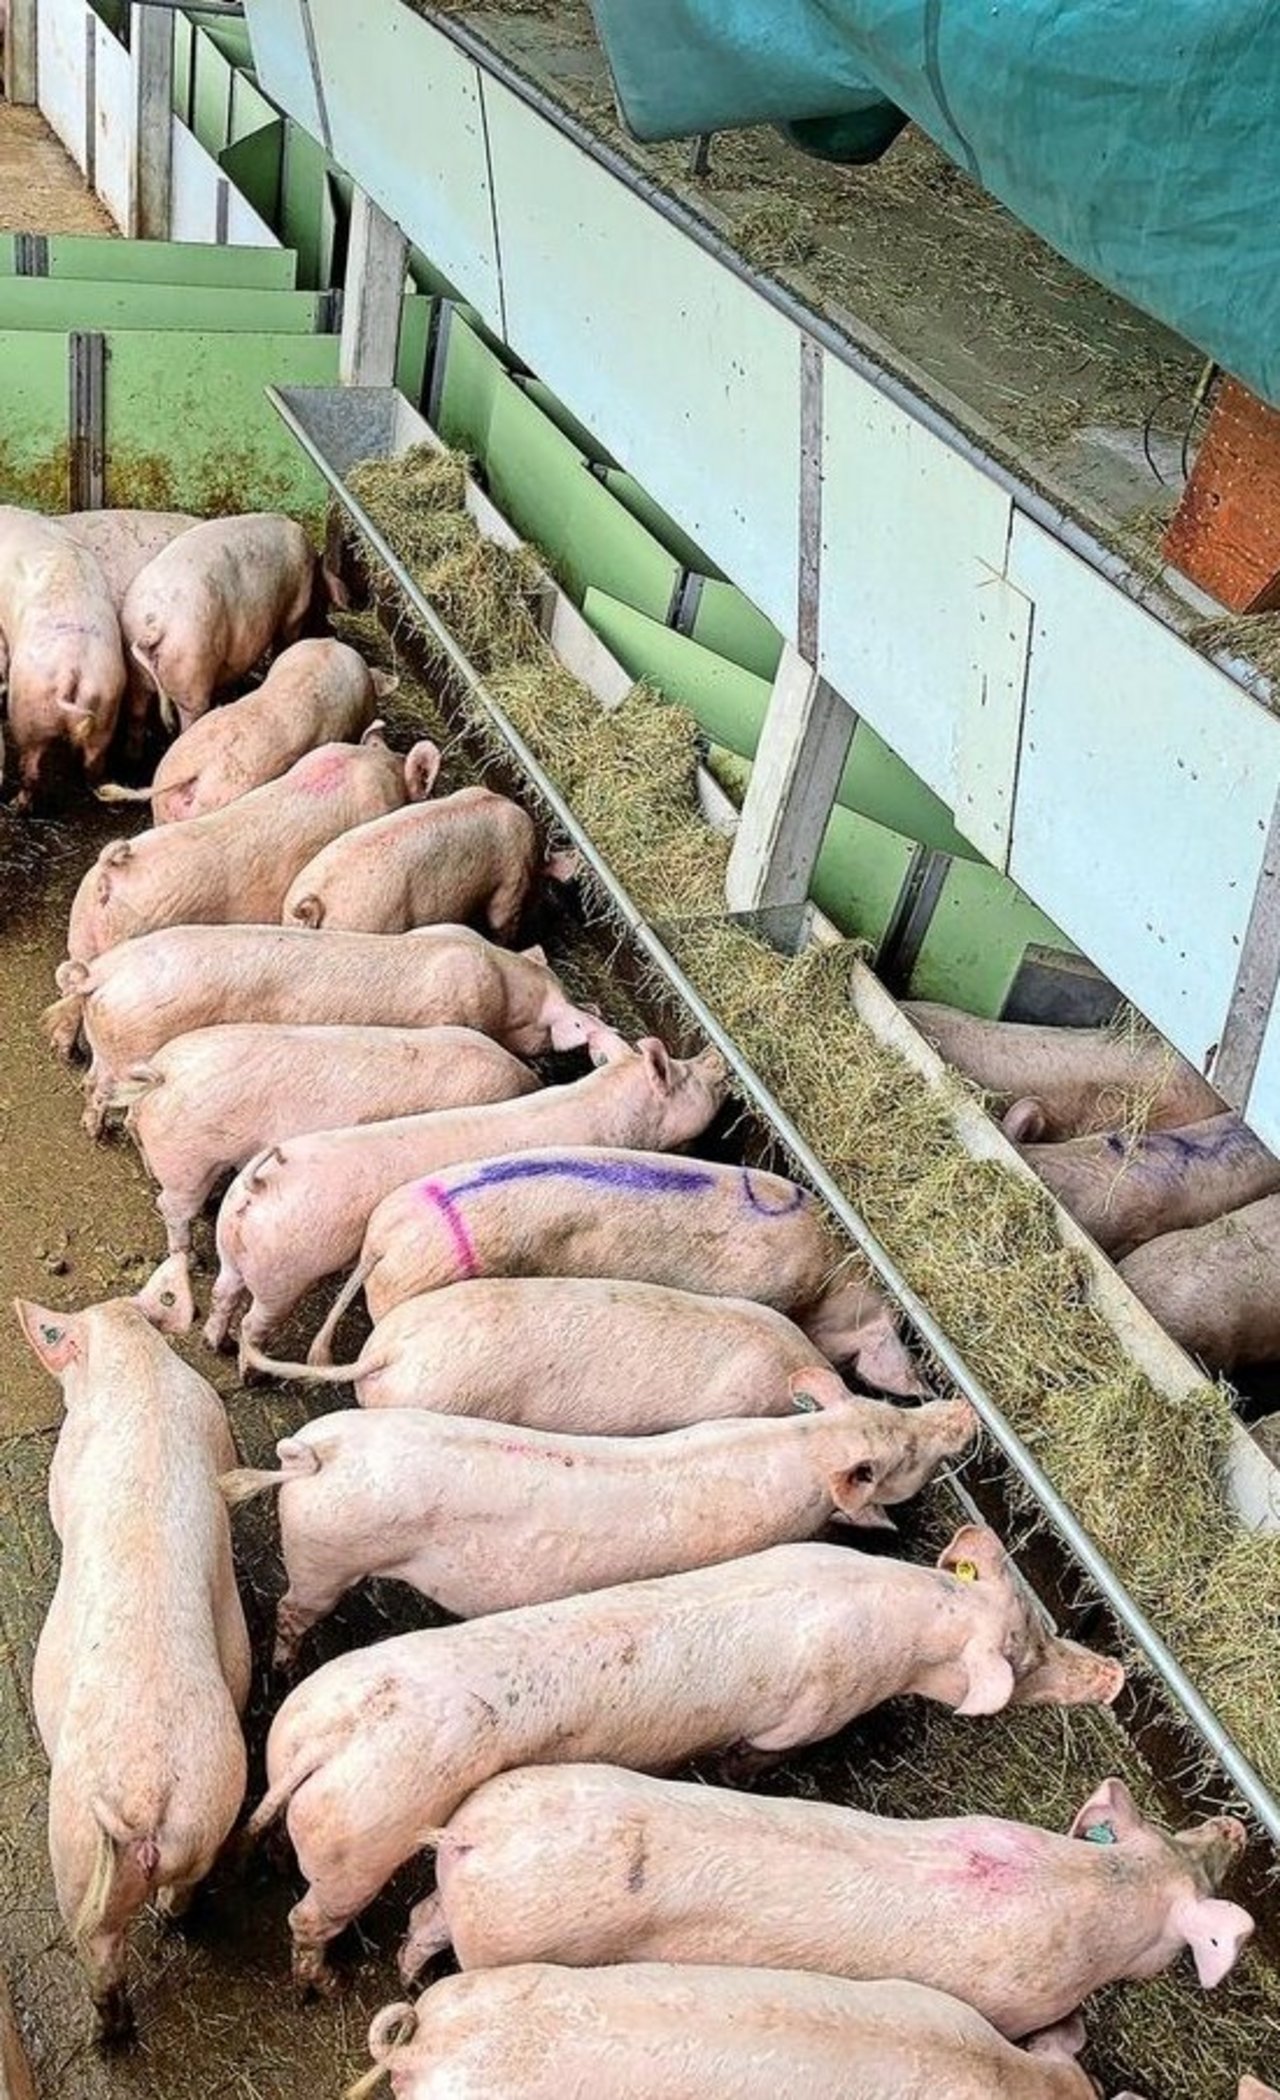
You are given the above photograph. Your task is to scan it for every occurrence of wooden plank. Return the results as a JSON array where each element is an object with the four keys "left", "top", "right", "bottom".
[
  {"left": 724, "top": 640, "right": 856, "bottom": 914},
  {"left": 131, "top": 4, "right": 174, "bottom": 240}
]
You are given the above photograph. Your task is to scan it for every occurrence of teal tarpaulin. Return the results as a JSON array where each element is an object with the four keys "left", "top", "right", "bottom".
[{"left": 586, "top": 0, "right": 1280, "bottom": 406}]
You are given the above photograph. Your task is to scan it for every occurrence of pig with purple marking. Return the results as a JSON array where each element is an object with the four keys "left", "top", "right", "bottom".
[
  {"left": 402, "top": 1764, "right": 1251, "bottom": 2027},
  {"left": 244, "top": 1526, "right": 1122, "bottom": 1990},
  {"left": 308, "top": 1144, "right": 922, "bottom": 1395},
  {"left": 1020, "top": 1113, "right": 1280, "bottom": 1258}
]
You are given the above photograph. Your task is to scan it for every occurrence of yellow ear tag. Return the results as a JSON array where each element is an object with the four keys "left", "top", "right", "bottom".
[{"left": 953, "top": 1559, "right": 979, "bottom": 1583}]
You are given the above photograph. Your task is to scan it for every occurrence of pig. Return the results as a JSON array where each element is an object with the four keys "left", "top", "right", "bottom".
[
  {"left": 221, "top": 1386, "right": 978, "bottom": 1664},
  {"left": 14, "top": 1285, "right": 249, "bottom": 2040},
  {"left": 904, "top": 1001, "right": 1223, "bottom": 1142},
  {"left": 282, "top": 784, "right": 555, "bottom": 941},
  {"left": 354, "top": 1965, "right": 1106, "bottom": 2100},
  {"left": 119, "top": 511, "right": 335, "bottom": 737},
  {"left": 64, "top": 728, "right": 441, "bottom": 967},
  {"left": 244, "top": 1525, "right": 1123, "bottom": 1988},
  {"left": 310, "top": 1144, "right": 922, "bottom": 1395},
  {"left": 1117, "top": 1194, "right": 1280, "bottom": 1374},
  {"left": 1022, "top": 1112, "right": 1280, "bottom": 1258},
  {"left": 407, "top": 1765, "right": 1251, "bottom": 2029},
  {"left": 205, "top": 1041, "right": 727, "bottom": 1358},
  {"left": 44, "top": 925, "right": 623, "bottom": 1135},
  {"left": 1240, "top": 2083, "right": 1280, "bottom": 2099},
  {"left": 111, "top": 1022, "right": 540, "bottom": 1281},
  {"left": 0, "top": 506, "right": 126, "bottom": 809},
  {"left": 245, "top": 1279, "right": 886, "bottom": 1429},
  {"left": 61, "top": 509, "right": 199, "bottom": 609},
  {"left": 94, "top": 638, "right": 395, "bottom": 824}
]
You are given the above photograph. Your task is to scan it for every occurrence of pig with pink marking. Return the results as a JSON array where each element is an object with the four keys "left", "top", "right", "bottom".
[
  {"left": 63, "top": 727, "right": 440, "bottom": 970},
  {"left": 221, "top": 1379, "right": 976, "bottom": 1664},
  {"left": 310, "top": 1144, "right": 921, "bottom": 1395},
  {"left": 403, "top": 1764, "right": 1251, "bottom": 2031},
  {"left": 204, "top": 1041, "right": 725, "bottom": 1360},
  {"left": 245, "top": 1526, "right": 1121, "bottom": 1990}
]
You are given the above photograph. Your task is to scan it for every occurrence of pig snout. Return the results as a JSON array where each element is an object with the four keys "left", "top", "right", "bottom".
[
  {"left": 1175, "top": 1814, "right": 1248, "bottom": 1886},
  {"left": 1014, "top": 1635, "right": 1125, "bottom": 1710}
]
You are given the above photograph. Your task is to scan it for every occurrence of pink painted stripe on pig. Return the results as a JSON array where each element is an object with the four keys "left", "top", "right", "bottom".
[
  {"left": 407, "top": 1155, "right": 808, "bottom": 1287},
  {"left": 292, "top": 749, "right": 353, "bottom": 796}
]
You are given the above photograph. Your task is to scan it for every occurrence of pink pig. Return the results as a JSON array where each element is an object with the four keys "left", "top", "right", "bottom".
[
  {"left": 64, "top": 728, "right": 440, "bottom": 967},
  {"left": 119, "top": 511, "right": 336, "bottom": 736},
  {"left": 357, "top": 1965, "right": 1106, "bottom": 2099},
  {"left": 0, "top": 505, "right": 126, "bottom": 809},
  {"left": 113, "top": 1022, "right": 540, "bottom": 1274},
  {"left": 221, "top": 1386, "right": 977, "bottom": 1664},
  {"left": 205, "top": 1041, "right": 726, "bottom": 1359},
  {"left": 245, "top": 1526, "right": 1122, "bottom": 1989},
  {"left": 409, "top": 1764, "right": 1251, "bottom": 2028},
  {"left": 61, "top": 509, "right": 199, "bottom": 609},
  {"left": 45, "top": 926, "right": 623, "bottom": 1135},
  {"left": 1021, "top": 1113, "right": 1280, "bottom": 1259},
  {"left": 246, "top": 1280, "right": 881, "bottom": 1430},
  {"left": 311, "top": 1143, "right": 921, "bottom": 1395},
  {"left": 282, "top": 784, "right": 569, "bottom": 942},
  {"left": 14, "top": 1284, "right": 249, "bottom": 2041},
  {"left": 94, "top": 638, "right": 396, "bottom": 824}
]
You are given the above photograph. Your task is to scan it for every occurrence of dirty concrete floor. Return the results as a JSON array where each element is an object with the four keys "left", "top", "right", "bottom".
[
  {"left": 0, "top": 104, "right": 116, "bottom": 236},
  {"left": 413, "top": 0, "right": 1196, "bottom": 571}
]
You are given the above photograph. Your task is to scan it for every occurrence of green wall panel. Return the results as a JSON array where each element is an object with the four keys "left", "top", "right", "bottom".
[
  {"left": 174, "top": 11, "right": 195, "bottom": 122},
  {"left": 395, "top": 297, "right": 433, "bottom": 406},
  {"left": 193, "top": 15, "right": 255, "bottom": 72},
  {"left": 437, "top": 310, "right": 508, "bottom": 464},
  {"left": 605, "top": 467, "right": 720, "bottom": 576},
  {"left": 520, "top": 378, "right": 613, "bottom": 465},
  {"left": 103, "top": 331, "right": 339, "bottom": 514},
  {"left": 485, "top": 382, "right": 679, "bottom": 618},
  {"left": 709, "top": 748, "right": 914, "bottom": 950},
  {"left": 0, "top": 281, "right": 324, "bottom": 334},
  {"left": 280, "top": 121, "right": 332, "bottom": 289},
  {"left": 43, "top": 237, "right": 297, "bottom": 288},
  {"left": 230, "top": 71, "right": 277, "bottom": 143},
  {"left": 904, "top": 862, "right": 1078, "bottom": 1017},
  {"left": 689, "top": 577, "right": 782, "bottom": 680},
  {"left": 222, "top": 122, "right": 286, "bottom": 231},
  {"left": 587, "top": 588, "right": 980, "bottom": 859},
  {"left": 192, "top": 34, "right": 235, "bottom": 156},
  {"left": 0, "top": 238, "right": 15, "bottom": 276},
  {"left": 0, "top": 332, "right": 71, "bottom": 509}
]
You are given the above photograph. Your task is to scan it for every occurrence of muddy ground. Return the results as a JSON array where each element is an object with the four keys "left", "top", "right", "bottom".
[{"left": 1, "top": 640, "right": 1277, "bottom": 2096}]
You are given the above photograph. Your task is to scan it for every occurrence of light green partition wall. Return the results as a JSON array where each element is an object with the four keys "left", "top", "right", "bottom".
[
  {"left": 521, "top": 378, "right": 613, "bottom": 464},
  {"left": 903, "top": 863, "right": 1079, "bottom": 1014},
  {"left": 0, "top": 333, "right": 71, "bottom": 508},
  {"left": 437, "top": 310, "right": 509, "bottom": 461},
  {"left": 0, "top": 281, "right": 326, "bottom": 333},
  {"left": 222, "top": 121, "right": 286, "bottom": 231},
  {"left": 689, "top": 577, "right": 782, "bottom": 679},
  {"left": 605, "top": 468, "right": 722, "bottom": 576},
  {"left": 44, "top": 236, "right": 298, "bottom": 287}
]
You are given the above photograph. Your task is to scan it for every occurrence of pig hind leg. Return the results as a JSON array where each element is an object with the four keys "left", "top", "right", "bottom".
[
  {"left": 286, "top": 1770, "right": 420, "bottom": 1993},
  {"left": 204, "top": 1256, "right": 249, "bottom": 1352},
  {"left": 398, "top": 1890, "right": 452, "bottom": 1982},
  {"left": 157, "top": 1176, "right": 217, "bottom": 1258},
  {"left": 274, "top": 1562, "right": 353, "bottom": 1672}
]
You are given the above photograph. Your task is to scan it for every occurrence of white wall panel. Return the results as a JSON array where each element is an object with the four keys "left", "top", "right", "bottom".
[
  {"left": 38, "top": 0, "right": 88, "bottom": 171},
  {"left": 92, "top": 20, "right": 132, "bottom": 231},
  {"left": 1007, "top": 515, "right": 1279, "bottom": 1064},
  {"left": 170, "top": 118, "right": 222, "bottom": 244},
  {"left": 225, "top": 184, "right": 280, "bottom": 248},
  {"left": 484, "top": 78, "right": 801, "bottom": 636}
]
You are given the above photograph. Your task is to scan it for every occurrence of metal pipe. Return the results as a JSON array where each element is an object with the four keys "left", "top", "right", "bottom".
[
  {"left": 413, "top": 8, "right": 1272, "bottom": 709},
  {"left": 268, "top": 382, "right": 1280, "bottom": 1844}
]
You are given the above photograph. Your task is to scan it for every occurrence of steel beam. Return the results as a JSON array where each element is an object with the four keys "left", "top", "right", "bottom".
[
  {"left": 130, "top": 4, "right": 174, "bottom": 241},
  {"left": 725, "top": 643, "right": 856, "bottom": 915}
]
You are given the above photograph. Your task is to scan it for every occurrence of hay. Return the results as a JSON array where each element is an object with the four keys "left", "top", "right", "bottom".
[
  {"left": 340, "top": 449, "right": 1280, "bottom": 1817},
  {"left": 1191, "top": 609, "right": 1280, "bottom": 695}
]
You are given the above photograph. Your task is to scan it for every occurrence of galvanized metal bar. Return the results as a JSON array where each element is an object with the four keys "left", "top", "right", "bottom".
[
  {"left": 215, "top": 175, "right": 231, "bottom": 245},
  {"left": 340, "top": 189, "right": 409, "bottom": 388},
  {"left": 4, "top": 0, "right": 37, "bottom": 104},
  {"left": 130, "top": 4, "right": 174, "bottom": 241},
  {"left": 669, "top": 568, "right": 704, "bottom": 637},
  {"left": 797, "top": 334, "right": 823, "bottom": 661},
  {"left": 267, "top": 381, "right": 1280, "bottom": 1847},
  {"left": 420, "top": 8, "right": 1273, "bottom": 709},
  {"left": 879, "top": 845, "right": 953, "bottom": 991},
  {"left": 67, "top": 333, "right": 106, "bottom": 512},
  {"left": 13, "top": 234, "right": 48, "bottom": 278},
  {"left": 1214, "top": 779, "right": 1280, "bottom": 1105}
]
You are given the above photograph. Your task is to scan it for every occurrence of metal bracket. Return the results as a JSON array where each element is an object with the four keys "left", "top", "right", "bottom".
[
  {"left": 68, "top": 333, "right": 107, "bottom": 512},
  {"left": 878, "top": 845, "right": 952, "bottom": 990},
  {"left": 13, "top": 234, "right": 48, "bottom": 278},
  {"left": 669, "top": 568, "right": 704, "bottom": 637}
]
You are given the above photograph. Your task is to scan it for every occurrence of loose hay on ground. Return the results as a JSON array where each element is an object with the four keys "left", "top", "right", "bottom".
[{"left": 339, "top": 450, "right": 1280, "bottom": 1816}]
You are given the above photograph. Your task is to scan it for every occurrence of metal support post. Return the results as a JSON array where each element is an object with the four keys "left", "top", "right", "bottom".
[
  {"left": 724, "top": 641, "right": 857, "bottom": 914},
  {"left": 340, "top": 189, "right": 409, "bottom": 388},
  {"left": 5, "top": 0, "right": 37, "bottom": 104}
]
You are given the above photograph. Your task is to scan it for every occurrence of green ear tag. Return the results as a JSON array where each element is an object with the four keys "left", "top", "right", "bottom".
[
  {"left": 1082, "top": 1821, "right": 1117, "bottom": 1845},
  {"left": 41, "top": 1324, "right": 62, "bottom": 1346},
  {"left": 792, "top": 1391, "right": 820, "bottom": 1414}
]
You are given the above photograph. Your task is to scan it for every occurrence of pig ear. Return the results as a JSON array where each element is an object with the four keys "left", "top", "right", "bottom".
[
  {"left": 953, "top": 1639, "right": 1016, "bottom": 1718},
  {"left": 133, "top": 1254, "right": 195, "bottom": 1336},
  {"left": 937, "top": 1522, "right": 1006, "bottom": 1584},
  {"left": 360, "top": 719, "right": 389, "bottom": 748},
  {"left": 370, "top": 667, "right": 400, "bottom": 699},
  {"left": 1024, "top": 2011, "right": 1087, "bottom": 2061},
  {"left": 788, "top": 1366, "right": 854, "bottom": 1413},
  {"left": 521, "top": 942, "right": 548, "bottom": 966},
  {"left": 1067, "top": 1777, "right": 1144, "bottom": 1846},
  {"left": 1171, "top": 1895, "right": 1253, "bottom": 1988},
  {"left": 404, "top": 740, "right": 442, "bottom": 801},
  {"left": 323, "top": 565, "right": 352, "bottom": 611},
  {"left": 638, "top": 1039, "right": 674, "bottom": 1093},
  {"left": 1238, "top": 2079, "right": 1280, "bottom": 2100},
  {"left": 14, "top": 1299, "right": 82, "bottom": 1377},
  {"left": 1001, "top": 1096, "right": 1047, "bottom": 1142},
  {"left": 827, "top": 1457, "right": 881, "bottom": 1519}
]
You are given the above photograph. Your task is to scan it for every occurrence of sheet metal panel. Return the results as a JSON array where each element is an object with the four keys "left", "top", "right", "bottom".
[
  {"left": 240, "top": 0, "right": 324, "bottom": 139},
  {"left": 92, "top": 17, "right": 131, "bottom": 230},
  {"left": 1243, "top": 990, "right": 1280, "bottom": 1157},
  {"left": 1007, "top": 515, "right": 1279, "bottom": 1070},
  {"left": 953, "top": 569, "right": 1033, "bottom": 868},
  {"left": 170, "top": 118, "right": 226, "bottom": 243},
  {"left": 818, "top": 356, "right": 1014, "bottom": 804},
  {"left": 483, "top": 76, "right": 801, "bottom": 636},
  {"left": 305, "top": 0, "right": 501, "bottom": 321},
  {"left": 38, "top": 0, "right": 88, "bottom": 170}
]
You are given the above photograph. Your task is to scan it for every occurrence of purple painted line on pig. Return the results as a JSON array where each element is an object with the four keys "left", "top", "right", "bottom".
[
  {"left": 416, "top": 1181, "right": 480, "bottom": 1281},
  {"left": 434, "top": 1155, "right": 721, "bottom": 1202},
  {"left": 740, "top": 1169, "right": 807, "bottom": 1216}
]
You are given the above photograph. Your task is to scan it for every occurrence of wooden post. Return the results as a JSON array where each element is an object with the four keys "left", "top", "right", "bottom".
[
  {"left": 340, "top": 188, "right": 408, "bottom": 388},
  {"left": 0, "top": 1972, "right": 37, "bottom": 2100},
  {"left": 724, "top": 641, "right": 857, "bottom": 914},
  {"left": 4, "top": 0, "right": 38, "bottom": 105},
  {"left": 130, "top": 4, "right": 173, "bottom": 240}
]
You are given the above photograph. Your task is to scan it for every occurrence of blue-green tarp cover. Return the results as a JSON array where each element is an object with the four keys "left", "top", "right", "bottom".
[{"left": 586, "top": 1, "right": 1280, "bottom": 406}]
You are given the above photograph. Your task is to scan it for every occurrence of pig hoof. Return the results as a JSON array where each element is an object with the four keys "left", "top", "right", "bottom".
[
  {"left": 292, "top": 1955, "right": 340, "bottom": 2001},
  {"left": 94, "top": 1986, "right": 136, "bottom": 2049}
]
